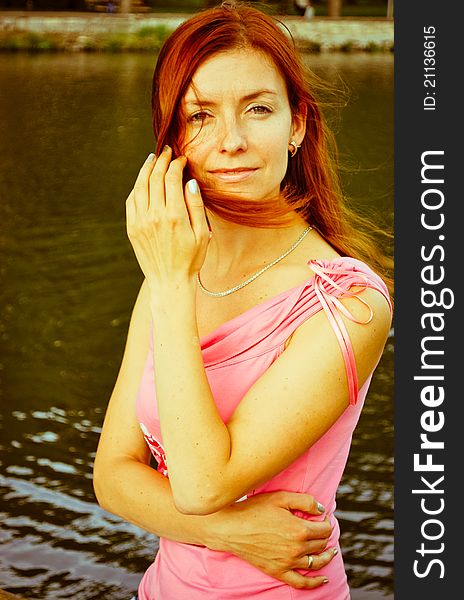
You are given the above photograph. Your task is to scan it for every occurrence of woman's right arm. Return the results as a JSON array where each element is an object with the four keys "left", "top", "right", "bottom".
[{"left": 93, "top": 280, "right": 335, "bottom": 590}]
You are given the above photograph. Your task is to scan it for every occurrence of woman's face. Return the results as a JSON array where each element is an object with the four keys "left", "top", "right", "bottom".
[{"left": 181, "top": 48, "right": 305, "bottom": 202}]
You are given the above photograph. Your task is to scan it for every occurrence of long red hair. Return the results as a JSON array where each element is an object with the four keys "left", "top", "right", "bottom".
[{"left": 151, "top": 1, "right": 393, "bottom": 293}]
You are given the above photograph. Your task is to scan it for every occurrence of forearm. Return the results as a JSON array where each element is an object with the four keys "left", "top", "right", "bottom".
[
  {"left": 95, "top": 458, "right": 337, "bottom": 591},
  {"left": 150, "top": 283, "right": 233, "bottom": 512},
  {"left": 94, "top": 455, "right": 229, "bottom": 549}
]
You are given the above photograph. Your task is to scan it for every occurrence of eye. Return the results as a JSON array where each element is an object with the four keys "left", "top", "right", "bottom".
[
  {"left": 188, "top": 111, "right": 211, "bottom": 124},
  {"left": 248, "top": 104, "right": 272, "bottom": 115}
]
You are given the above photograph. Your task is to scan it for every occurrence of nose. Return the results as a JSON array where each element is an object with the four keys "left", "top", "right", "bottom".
[{"left": 217, "top": 115, "right": 247, "bottom": 154}]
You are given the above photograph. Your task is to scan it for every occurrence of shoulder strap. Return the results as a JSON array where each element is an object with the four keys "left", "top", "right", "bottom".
[{"left": 309, "top": 259, "right": 392, "bottom": 406}]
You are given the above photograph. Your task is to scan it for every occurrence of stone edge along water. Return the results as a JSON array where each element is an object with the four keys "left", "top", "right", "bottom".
[{"left": 0, "top": 12, "right": 393, "bottom": 52}]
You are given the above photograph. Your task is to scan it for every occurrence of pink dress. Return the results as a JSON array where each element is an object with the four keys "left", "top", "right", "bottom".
[{"left": 135, "top": 257, "right": 392, "bottom": 599}]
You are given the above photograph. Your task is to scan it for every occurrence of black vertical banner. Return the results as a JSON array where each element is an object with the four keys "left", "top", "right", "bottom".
[{"left": 395, "top": 2, "right": 461, "bottom": 597}]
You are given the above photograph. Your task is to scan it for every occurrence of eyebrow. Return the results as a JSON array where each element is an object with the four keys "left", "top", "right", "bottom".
[{"left": 184, "top": 89, "right": 278, "bottom": 107}]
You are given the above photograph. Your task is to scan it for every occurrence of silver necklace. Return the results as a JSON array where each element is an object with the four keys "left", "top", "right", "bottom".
[{"left": 196, "top": 225, "right": 313, "bottom": 298}]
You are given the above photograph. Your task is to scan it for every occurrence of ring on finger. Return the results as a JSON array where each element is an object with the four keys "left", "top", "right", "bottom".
[{"left": 307, "top": 554, "right": 314, "bottom": 569}]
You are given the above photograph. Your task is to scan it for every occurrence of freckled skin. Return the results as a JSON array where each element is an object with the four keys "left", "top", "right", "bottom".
[{"left": 181, "top": 49, "right": 304, "bottom": 203}]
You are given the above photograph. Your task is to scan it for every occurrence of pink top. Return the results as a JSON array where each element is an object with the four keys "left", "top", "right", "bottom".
[{"left": 135, "top": 257, "right": 392, "bottom": 600}]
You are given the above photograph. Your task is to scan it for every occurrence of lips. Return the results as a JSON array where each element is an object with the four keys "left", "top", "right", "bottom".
[{"left": 208, "top": 168, "right": 258, "bottom": 183}]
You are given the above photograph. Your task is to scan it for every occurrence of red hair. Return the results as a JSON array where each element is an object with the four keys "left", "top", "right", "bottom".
[{"left": 151, "top": 2, "right": 393, "bottom": 293}]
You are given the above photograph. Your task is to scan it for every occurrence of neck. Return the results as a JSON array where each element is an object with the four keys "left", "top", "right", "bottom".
[{"left": 203, "top": 209, "right": 310, "bottom": 278}]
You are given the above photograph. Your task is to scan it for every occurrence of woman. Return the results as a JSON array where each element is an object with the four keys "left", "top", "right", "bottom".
[{"left": 93, "top": 2, "right": 393, "bottom": 599}]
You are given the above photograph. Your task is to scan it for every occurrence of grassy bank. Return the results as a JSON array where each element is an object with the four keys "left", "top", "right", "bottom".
[
  {"left": 0, "top": 27, "right": 393, "bottom": 52},
  {"left": 0, "top": 24, "right": 172, "bottom": 51}
]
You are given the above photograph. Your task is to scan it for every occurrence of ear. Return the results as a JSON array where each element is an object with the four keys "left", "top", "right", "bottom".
[{"left": 290, "top": 103, "right": 307, "bottom": 146}]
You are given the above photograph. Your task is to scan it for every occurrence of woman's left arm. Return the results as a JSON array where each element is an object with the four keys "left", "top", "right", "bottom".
[{"left": 127, "top": 148, "right": 392, "bottom": 516}]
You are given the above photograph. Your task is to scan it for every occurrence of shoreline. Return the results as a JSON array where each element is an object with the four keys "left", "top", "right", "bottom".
[{"left": 0, "top": 12, "right": 393, "bottom": 53}]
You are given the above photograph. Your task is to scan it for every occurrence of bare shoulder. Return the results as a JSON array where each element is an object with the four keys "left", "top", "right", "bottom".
[
  {"left": 291, "top": 282, "right": 391, "bottom": 347},
  {"left": 288, "top": 275, "right": 392, "bottom": 390},
  {"left": 289, "top": 231, "right": 392, "bottom": 353},
  {"left": 342, "top": 283, "right": 392, "bottom": 331}
]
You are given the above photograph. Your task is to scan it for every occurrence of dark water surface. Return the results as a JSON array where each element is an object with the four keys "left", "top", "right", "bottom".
[{"left": 0, "top": 53, "right": 393, "bottom": 599}]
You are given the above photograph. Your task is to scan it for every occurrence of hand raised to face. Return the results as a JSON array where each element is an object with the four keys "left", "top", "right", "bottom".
[{"left": 125, "top": 146, "right": 210, "bottom": 293}]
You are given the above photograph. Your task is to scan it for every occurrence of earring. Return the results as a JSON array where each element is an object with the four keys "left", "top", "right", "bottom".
[{"left": 289, "top": 140, "right": 301, "bottom": 158}]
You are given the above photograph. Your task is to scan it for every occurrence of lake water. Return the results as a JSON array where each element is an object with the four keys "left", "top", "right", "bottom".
[{"left": 0, "top": 52, "right": 393, "bottom": 599}]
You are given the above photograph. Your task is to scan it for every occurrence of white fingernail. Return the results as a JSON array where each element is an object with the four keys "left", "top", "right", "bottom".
[
  {"left": 187, "top": 179, "right": 199, "bottom": 194},
  {"left": 147, "top": 153, "right": 155, "bottom": 162}
]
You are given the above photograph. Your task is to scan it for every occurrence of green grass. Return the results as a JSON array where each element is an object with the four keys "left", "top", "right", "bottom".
[
  {"left": 0, "top": 30, "right": 393, "bottom": 53},
  {"left": 0, "top": 14, "right": 392, "bottom": 53},
  {"left": 0, "top": 31, "right": 62, "bottom": 52},
  {"left": 0, "top": 27, "right": 173, "bottom": 53},
  {"left": 137, "top": 25, "right": 171, "bottom": 39}
]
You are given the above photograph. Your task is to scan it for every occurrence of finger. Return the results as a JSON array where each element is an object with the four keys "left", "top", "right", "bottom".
[
  {"left": 135, "top": 152, "right": 156, "bottom": 187},
  {"left": 164, "top": 156, "right": 189, "bottom": 219},
  {"left": 285, "top": 515, "right": 331, "bottom": 544},
  {"left": 296, "top": 547, "right": 338, "bottom": 571},
  {"left": 148, "top": 144, "right": 172, "bottom": 211},
  {"left": 277, "top": 491, "right": 326, "bottom": 516},
  {"left": 125, "top": 190, "right": 136, "bottom": 229},
  {"left": 282, "top": 570, "right": 328, "bottom": 590},
  {"left": 301, "top": 515, "right": 332, "bottom": 542},
  {"left": 303, "top": 535, "right": 331, "bottom": 555},
  {"left": 184, "top": 179, "right": 209, "bottom": 242},
  {"left": 133, "top": 152, "right": 156, "bottom": 214}
]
